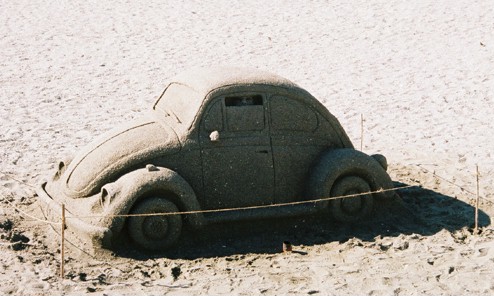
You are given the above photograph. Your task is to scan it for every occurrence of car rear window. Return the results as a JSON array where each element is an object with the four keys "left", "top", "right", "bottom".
[
  {"left": 270, "top": 96, "right": 318, "bottom": 132},
  {"left": 225, "top": 95, "right": 263, "bottom": 106}
]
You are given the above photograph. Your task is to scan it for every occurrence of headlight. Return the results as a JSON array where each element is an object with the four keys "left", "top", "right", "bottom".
[
  {"left": 52, "top": 156, "right": 73, "bottom": 180},
  {"left": 100, "top": 183, "right": 118, "bottom": 210}
]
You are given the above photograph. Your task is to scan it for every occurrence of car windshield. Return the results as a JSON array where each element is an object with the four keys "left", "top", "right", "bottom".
[{"left": 153, "top": 83, "right": 202, "bottom": 130}]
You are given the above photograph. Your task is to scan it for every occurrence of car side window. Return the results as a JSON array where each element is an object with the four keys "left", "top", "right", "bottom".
[
  {"left": 270, "top": 96, "right": 318, "bottom": 132},
  {"left": 224, "top": 95, "right": 265, "bottom": 132},
  {"left": 203, "top": 99, "right": 223, "bottom": 132}
]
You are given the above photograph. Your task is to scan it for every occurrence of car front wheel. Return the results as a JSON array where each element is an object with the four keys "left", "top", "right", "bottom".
[
  {"left": 329, "top": 176, "right": 374, "bottom": 222},
  {"left": 127, "top": 197, "right": 182, "bottom": 251}
]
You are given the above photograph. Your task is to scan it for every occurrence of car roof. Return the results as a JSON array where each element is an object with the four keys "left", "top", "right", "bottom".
[
  {"left": 162, "top": 66, "right": 354, "bottom": 149},
  {"left": 171, "top": 66, "right": 302, "bottom": 95}
]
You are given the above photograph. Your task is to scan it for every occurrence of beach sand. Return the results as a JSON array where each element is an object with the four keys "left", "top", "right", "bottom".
[{"left": 1, "top": 0, "right": 493, "bottom": 294}]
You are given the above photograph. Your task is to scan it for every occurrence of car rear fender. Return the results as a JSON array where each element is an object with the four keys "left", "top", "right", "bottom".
[
  {"left": 306, "top": 148, "right": 395, "bottom": 208},
  {"left": 99, "top": 165, "right": 205, "bottom": 237}
]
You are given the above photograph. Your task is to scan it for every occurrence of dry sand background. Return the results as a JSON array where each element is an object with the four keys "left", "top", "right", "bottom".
[{"left": 1, "top": 0, "right": 494, "bottom": 295}]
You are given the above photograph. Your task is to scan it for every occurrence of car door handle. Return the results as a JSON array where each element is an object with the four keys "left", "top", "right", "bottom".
[
  {"left": 256, "top": 150, "right": 269, "bottom": 154},
  {"left": 209, "top": 131, "right": 220, "bottom": 142}
]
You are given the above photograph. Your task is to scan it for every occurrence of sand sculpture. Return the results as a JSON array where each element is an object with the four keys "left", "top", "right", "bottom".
[{"left": 37, "top": 67, "right": 395, "bottom": 254}]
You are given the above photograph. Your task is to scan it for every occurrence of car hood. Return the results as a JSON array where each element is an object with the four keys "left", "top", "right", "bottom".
[{"left": 55, "top": 117, "right": 180, "bottom": 198}]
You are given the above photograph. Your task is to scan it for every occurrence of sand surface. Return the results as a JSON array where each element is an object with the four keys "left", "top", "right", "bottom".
[{"left": 1, "top": 0, "right": 494, "bottom": 295}]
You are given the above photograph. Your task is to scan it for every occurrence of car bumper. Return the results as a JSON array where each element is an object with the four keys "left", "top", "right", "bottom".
[{"left": 37, "top": 182, "right": 113, "bottom": 256}]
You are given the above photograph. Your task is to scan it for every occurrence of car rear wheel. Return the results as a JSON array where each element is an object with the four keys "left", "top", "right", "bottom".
[
  {"left": 329, "top": 176, "right": 374, "bottom": 222},
  {"left": 128, "top": 197, "right": 182, "bottom": 251}
]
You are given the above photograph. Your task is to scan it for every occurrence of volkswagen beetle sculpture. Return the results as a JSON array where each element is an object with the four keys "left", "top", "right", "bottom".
[{"left": 37, "top": 67, "right": 395, "bottom": 254}]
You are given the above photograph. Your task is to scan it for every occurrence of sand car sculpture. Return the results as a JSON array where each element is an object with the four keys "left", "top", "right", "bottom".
[{"left": 37, "top": 67, "right": 395, "bottom": 254}]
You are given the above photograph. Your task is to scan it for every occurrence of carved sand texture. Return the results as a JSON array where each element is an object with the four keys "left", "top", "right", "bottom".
[{"left": 1, "top": 0, "right": 493, "bottom": 295}]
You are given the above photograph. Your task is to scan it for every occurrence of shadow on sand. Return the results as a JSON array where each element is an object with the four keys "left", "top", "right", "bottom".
[{"left": 116, "top": 183, "right": 491, "bottom": 260}]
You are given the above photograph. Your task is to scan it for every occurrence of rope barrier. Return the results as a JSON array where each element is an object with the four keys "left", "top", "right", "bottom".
[
  {"left": 0, "top": 196, "right": 60, "bottom": 226},
  {"left": 0, "top": 241, "right": 35, "bottom": 247},
  {"left": 415, "top": 164, "right": 493, "bottom": 205},
  {"left": 0, "top": 164, "right": 491, "bottom": 279},
  {"left": 0, "top": 180, "right": 412, "bottom": 224},
  {"left": 70, "top": 185, "right": 415, "bottom": 219},
  {"left": 0, "top": 164, "right": 490, "bottom": 224},
  {"left": 0, "top": 172, "right": 37, "bottom": 189}
]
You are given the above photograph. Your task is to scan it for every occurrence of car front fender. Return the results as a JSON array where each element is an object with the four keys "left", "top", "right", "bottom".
[{"left": 99, "top": 165, "right": 206, "bottom": 242}]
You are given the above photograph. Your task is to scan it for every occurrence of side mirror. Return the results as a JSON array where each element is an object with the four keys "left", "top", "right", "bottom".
[{"left": 209, "top": 130, "right": 220, "bottom": 142}]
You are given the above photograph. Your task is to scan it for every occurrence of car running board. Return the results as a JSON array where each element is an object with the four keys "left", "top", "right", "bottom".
[{"left": 203, "top": 201, "right": 323, "bottom": 224}]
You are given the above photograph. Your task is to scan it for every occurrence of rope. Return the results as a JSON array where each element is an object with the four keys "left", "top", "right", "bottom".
[
  {"left": 0, "top": 241, "right": 35, "bottom": 247},
  {"left": 70, "top": 185, "right": 415, "bottom": 219},
  {"left": 0, "top": 172, "right": 37, "bottom": 189},
  {"left": 0, "top": 165, "right": 490, "bottom": 223},
  {"left": 415, "top": 164, "right": 493, "bottom": 205},
  {"left": 0, "top": 196, "right": 61, "bottom": 226},
  {"left": 0, "top": 174, "right": 413, "bottom": 223}
]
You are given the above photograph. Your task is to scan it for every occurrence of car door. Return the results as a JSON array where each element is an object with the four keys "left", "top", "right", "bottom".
[{"left": 200, "top": 93, "right": 274, "bottom": 210}]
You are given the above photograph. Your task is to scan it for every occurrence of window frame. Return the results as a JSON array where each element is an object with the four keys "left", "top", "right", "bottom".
[{"left": 269, "top": 94, "right": 320, "bottom": 133}]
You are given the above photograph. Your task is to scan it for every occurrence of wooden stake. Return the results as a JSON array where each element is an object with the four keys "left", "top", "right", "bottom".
[
  {"left": 60, "top": 204, "right": 66, "bottom": 278},
  {"left": 360, "top": 114, "right": 364, "bottom": 151},
  {"left": 474, "top": 165, "right": 480, "bottom": 234}
]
